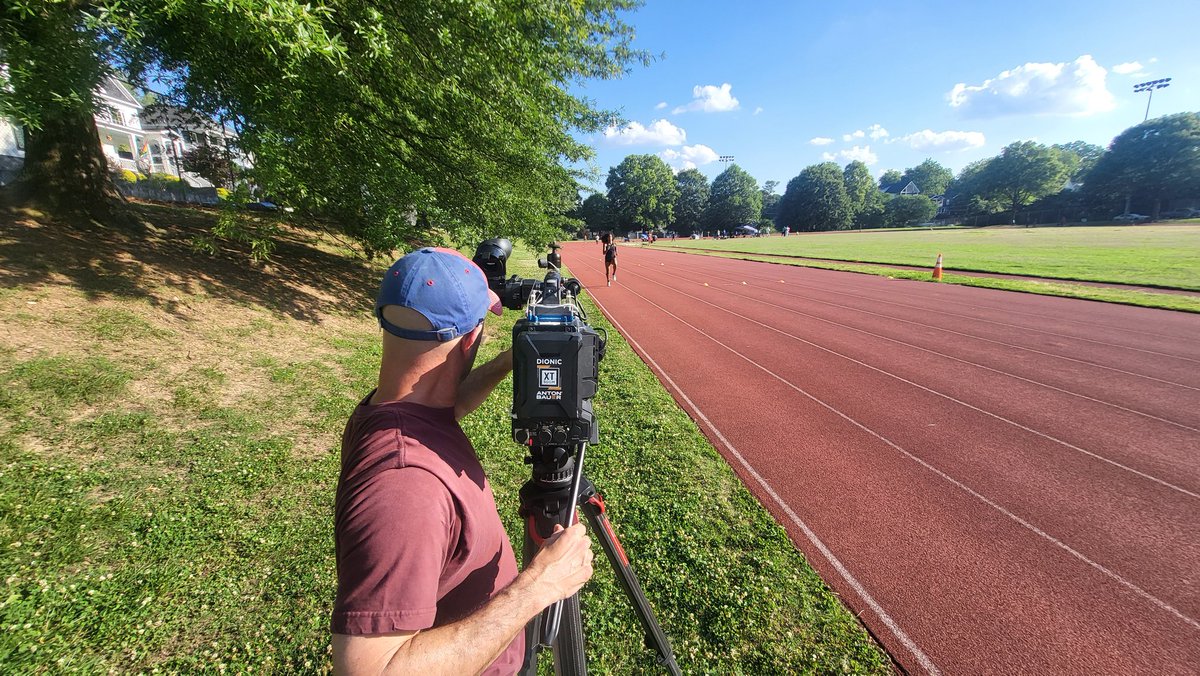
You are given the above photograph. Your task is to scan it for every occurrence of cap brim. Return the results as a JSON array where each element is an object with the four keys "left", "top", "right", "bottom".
[{"left": 487, "top": 289, "right": 502, "bottom": 316}]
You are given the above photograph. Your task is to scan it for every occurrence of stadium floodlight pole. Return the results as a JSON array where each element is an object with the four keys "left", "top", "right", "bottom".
[
  {"left": 718, "top": 154, "right": 735, "bottom": 170},
  {"left": 1133, "top": 78, "right": 1171, "bottom": 122}
]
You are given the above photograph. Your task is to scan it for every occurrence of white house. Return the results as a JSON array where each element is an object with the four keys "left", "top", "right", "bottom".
[
  {"left": 1, "top": 75, "right": 248, "bottom": 188},
  {"left": 0, "top": 118, "right": 24, "bottom": 186},
  {"left": 881, "top": 180, "right": 921, "bottom": 196}
]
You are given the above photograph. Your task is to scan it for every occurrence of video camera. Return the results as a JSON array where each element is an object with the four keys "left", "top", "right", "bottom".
[{"left": 472, "top": 238, "right": 606, "bottom": 449}]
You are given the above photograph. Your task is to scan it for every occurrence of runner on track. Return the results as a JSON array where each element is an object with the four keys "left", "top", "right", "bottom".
[{"left": 602, "top": 232, "right": 618, "bottom": 287}]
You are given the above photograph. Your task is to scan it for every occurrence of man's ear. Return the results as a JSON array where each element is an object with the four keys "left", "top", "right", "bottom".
[{"left": 459, "top": 324, "right": 483, "bottom": 354}]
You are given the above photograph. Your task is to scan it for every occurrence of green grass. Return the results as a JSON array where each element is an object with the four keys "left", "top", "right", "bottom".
[
  {"left": 0, "top": 207, "right": 889, "bottom": 673},
  {"left": 669, "top": 225, "right": 1200, "bottom": 291}
]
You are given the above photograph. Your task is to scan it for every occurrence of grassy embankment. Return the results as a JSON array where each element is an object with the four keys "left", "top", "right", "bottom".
[
  {"left": 665, "top": 225, "right": 1200, "bottom": 312},
  {"left": 0, "top": 203, "right": 890, "bottom": 673}
]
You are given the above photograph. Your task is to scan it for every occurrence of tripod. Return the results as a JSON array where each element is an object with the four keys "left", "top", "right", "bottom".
[{"left": 518, "top": 442, "right": 682, "bottom": 676}]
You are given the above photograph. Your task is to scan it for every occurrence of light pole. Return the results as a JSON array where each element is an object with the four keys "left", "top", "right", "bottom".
[
  {"left": 1134, "top": 78, "right": 1171, "bottom": 122},
  {"left": 718, "top": 154, "right": 735, "bottom": 170}
]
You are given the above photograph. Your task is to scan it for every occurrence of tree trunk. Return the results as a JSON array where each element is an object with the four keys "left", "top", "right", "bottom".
[{"left": 13, "top": 109, "right": 122, "bottom": 213}]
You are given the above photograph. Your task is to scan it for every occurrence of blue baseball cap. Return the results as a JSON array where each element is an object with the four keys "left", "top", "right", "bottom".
[{"left": 375, "top": 247, "right": 502, "bottom": 341}]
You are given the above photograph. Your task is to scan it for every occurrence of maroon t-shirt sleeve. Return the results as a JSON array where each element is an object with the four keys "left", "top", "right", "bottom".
[{"left": 332, "top": 467, "right": 454, "bottom": 635}]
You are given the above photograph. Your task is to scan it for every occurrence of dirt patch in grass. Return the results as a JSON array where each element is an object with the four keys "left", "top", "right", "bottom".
[{"left": 0, "top": 202, "right": 379, "bottom": 322}]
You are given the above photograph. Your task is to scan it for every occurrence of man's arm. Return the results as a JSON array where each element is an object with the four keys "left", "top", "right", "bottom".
[
  {"left": 456, "top": 347, "right": 512, "bottom": 421},
  {"left": 334, "top": 523, "right": 593, "bottom": 676}
]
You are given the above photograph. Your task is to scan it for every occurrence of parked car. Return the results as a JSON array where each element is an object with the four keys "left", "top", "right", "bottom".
[
  {"left": 1113, "top": 213, "right": 1150, "bottom": 222},
  {"left": 1161, "top": 208, "right": 1200, "bottom": 219}
]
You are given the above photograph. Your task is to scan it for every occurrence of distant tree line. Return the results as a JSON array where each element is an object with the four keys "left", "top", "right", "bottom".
[{"left": 575, "top": 112, "right": 1200, "bottom": 235}]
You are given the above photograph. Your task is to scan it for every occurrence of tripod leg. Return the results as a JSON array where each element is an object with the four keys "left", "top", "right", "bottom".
[
  {"left": 551, "top": 593, "right": 586, "bottom": 675},
  {"left": 519, "top": 482, "right": 589, "bottom": 676},
  {"left": 519, "top": 526, "right": 542, "bottom": 676},
  {"left": 580, "top": 493, "right": 683, "bottom": 676}
]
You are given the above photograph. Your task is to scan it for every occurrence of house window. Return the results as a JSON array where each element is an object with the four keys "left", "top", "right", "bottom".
[
  {"left": 99, "top": 105, "right": 124, "bottom": 126},
  {"left": 13, "top": 126, "right": 24, "bottom": 151}
]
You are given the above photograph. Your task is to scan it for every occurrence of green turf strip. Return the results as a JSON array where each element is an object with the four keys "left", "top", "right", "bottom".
[
  {"left": 660, "top": 245, "right": 1200, "bottom": 314},
  {"left": 667, "top": 225, "right": 1200, "bottom": 293}
]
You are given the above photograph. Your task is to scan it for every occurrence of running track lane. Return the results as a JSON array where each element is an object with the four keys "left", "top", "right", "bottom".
[{"left": 561, "top": 242, "right": 1200, "bottom": 675}]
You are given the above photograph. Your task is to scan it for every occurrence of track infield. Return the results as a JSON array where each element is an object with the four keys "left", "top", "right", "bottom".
[
  {"left": 564, "top": 241, "right": 1200, "bottom": 674},
  {"left": 665, "top": 224, "right": 1200, "bottom": 291}
]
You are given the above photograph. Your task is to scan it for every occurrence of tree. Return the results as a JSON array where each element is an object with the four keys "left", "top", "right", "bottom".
[
  {"left": 575, "top": 193, "right": 614, "bottom": 235},
  {"left": 606, "top": 154, "right": 679, "bottom": 233},
  {"left": 760, "top": 180, "right": 781, "bottom": 223},
  {"left": 901, "top": 159, "right": 953, "bottom": 197},
  {"left": 1, "top": 1, "right": 647, "bottom": 255},
  {"left": 672, "top": 169, "right": 710, "bottom": 235},
  {"left": 948, "top": 158, "right": 1004, "bottom": 215},
  {"left": 842, "top": 161, "right": 875, "bottom": 224},
  {"left": 776, "top": 162, "right": 851, "bottom": 232},
  {"left": 1053, "top": 141, "right": 1105, "bottom": 183},
  {"left": 181, "top": 145, "right": 237, "bottom": 188},
  {"left": 973, "top": 141, "right": 1069, "bottom": 218},
  {"left": 0, "top": 3, "right": 128, "bottom": 211},
  {"left": 1085, "top": 113, "right": 1200, "bottom": 219},
  {"left": 883, "top": 194, "right": 937, "bottom": 228},
  {"left": 704, "top": 165, "right": 761, "bottom": 232},
  {"left": 879, "top": 169, "right": 903, "bottom": 188}
]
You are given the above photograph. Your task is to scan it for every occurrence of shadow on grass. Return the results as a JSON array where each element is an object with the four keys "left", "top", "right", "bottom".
[{"left": 0, "top": 200, "right": 379, "bottom": 322}]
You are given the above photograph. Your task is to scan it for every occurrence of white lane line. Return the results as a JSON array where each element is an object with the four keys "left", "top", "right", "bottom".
[
  {"left": 690, "top": 260, "right": 1200, "bottom": 365},
  {"left": 587, "top": 269, "right": 1200, "bottom": 635},
  {"left": 585, "top": 290, "right": 944, "bottom": 676},
  {"left": 684, "top": 265, "right": 1200, "bottom": 392},
  {"left": 638, "top": 263, "right": 1199, "bottom": 434},
  {"left": 621, "top": 265, "right": 1199, "bottom": 500},
  {"left": 659, "top": 246, "right": 1195, "bottom": 343}
]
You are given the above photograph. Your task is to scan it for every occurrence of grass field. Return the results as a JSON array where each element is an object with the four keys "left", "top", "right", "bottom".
[
  {"left": 668, "top": 225, "right": 1200, "bottom": 292},
  {"left": 0, "top": 203, "right": 889, "bottom": 673}
]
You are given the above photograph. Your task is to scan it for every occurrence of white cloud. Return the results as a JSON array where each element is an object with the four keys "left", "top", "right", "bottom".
[
  {"left": 842, "top": 129, "right": 865, "bottom": 141},
  {"left": 809, "top": 137, "right": 835, "bottom": 146},
  {"left": 754, "top": 106, "right": 764, "bottom": 115},
  {"left": 673, "top": 83, "right": 740, "bottom": 114},
  {"left": 603, "top": 119, "right": 686, "bottom": 146},
  {"left": 659, "top": 144, "right": 719, "bottom": 171},
  {"left": 655, "top": 101, "right": 668, "bottom": 110},
  {"left": 1112, "top": 61, "right": 1144, "bottom": 75},
  {"left": 867, "top": 124, "right": 889, "bottom": 140},
  {"left": 822, "top": 145, "right": 879, "bottom": 166},
  {"left": 947, "top": 55, "right": 1115, "bottom": 118},
  {"left": 890, "top": 129, "right": 986, "bottom": 152}
]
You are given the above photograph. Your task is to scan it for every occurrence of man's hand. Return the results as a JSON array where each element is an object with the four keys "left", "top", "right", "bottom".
[{"left": 521, "top": 523, "right": 595, "bottom": 608}]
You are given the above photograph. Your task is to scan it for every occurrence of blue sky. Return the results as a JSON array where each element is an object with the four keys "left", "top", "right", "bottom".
[{"left": 571, "top": 0, "right": 1200, "bottom": 192}]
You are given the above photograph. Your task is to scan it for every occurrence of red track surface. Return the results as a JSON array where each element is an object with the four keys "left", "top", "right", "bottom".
[{"left": 562, "top": 242, "right": 1200, "bottom": 675}]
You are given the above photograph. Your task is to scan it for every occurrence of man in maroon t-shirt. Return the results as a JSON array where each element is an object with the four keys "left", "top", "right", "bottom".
[{"left": 332, "top": 248, "right": 594, "bottom": 675}]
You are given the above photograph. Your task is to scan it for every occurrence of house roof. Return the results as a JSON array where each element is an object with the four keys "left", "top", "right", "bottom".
[
  {"left": 96, "top": 76, "right": 141, "bottom": 108},
  {"left": 141, "top": 103, "right": 237, "bottom": 137},
  {"left": 881, "top": 180, "right": 920, "bottom": 195}
]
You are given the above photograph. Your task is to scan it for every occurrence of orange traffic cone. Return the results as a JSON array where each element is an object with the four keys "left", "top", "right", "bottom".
[{"left": 932, "top": 253, "right": 943, "bottom": 281}]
